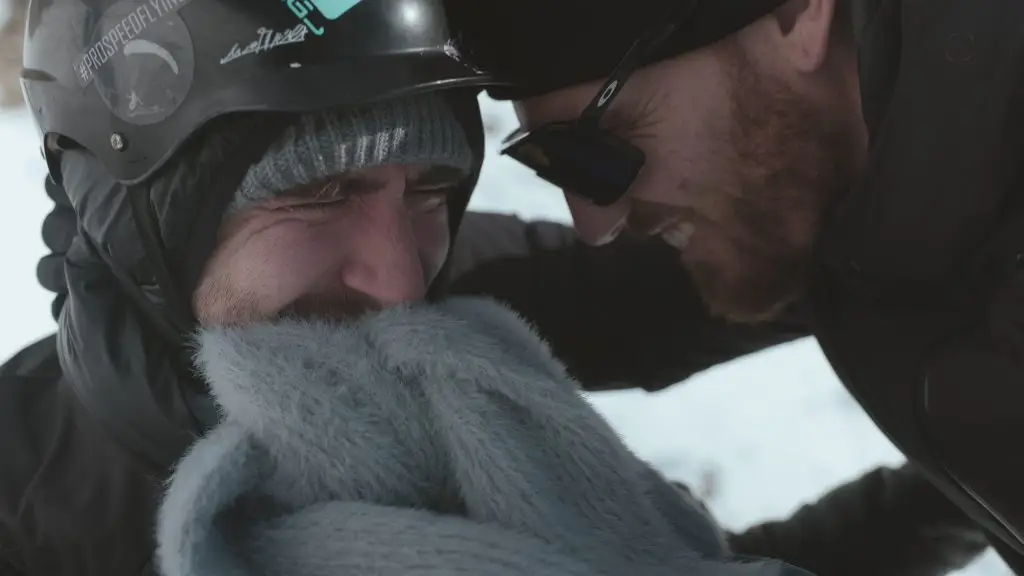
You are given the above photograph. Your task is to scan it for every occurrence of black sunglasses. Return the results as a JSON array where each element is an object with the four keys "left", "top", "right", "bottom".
[{"left": 500, "top": 0, "right": 701, "bottom": 207}]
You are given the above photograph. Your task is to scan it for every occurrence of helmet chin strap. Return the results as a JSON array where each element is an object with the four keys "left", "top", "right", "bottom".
[
  {"left": 74, "top": 186, "right": 209, "bottom": 434},
  {"left": 123, "top": 183, "right": 211, "bottom": 432},
  {"left": 127, "top": 184, "right": 196, "bottom": 338}
]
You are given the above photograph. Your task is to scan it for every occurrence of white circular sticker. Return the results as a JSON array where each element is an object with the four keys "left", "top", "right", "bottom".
[{"left": 75, "top": 0, "right": 195, "bottom": 125}]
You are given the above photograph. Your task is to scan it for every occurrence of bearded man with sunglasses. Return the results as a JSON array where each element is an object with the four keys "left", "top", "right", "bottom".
[
  {"left": 3, "top": 1, "right": 1010, "bottom": 576},
  {"left": 451, "top": 0, "right": 1024, "bottom": 573}
]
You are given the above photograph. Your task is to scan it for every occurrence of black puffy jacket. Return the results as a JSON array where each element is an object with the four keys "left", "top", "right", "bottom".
[
  {"left": 1, "top": 158, "right": 987, "bottom": 575},
  {"left": 1, "top": 104, "right": 814, "bottom": 574},
  {"left": 808, "top": 0, "right": 1024, "bottom": 572},
  {"left": 0, "top": 4, "right": 1002, "bottom": 565}
]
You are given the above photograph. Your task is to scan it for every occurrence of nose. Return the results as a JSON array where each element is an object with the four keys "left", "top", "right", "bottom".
[
  {"left": 564, "top": 192, "right": 630, "bottom": 246},
  {"left": 330, "top": 174, "right": 427, "bottom": 307}
]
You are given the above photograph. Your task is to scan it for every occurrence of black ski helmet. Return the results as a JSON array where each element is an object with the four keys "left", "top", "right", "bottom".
[{"left": 22, "top": 0, "right": 504, "bottom": 186}]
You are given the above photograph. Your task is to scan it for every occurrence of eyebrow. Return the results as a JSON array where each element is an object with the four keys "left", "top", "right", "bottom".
[{"left": 282, "top": 174, "right": 387, "bottom": 203}]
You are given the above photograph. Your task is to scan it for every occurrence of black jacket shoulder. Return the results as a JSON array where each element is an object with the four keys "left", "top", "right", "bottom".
[
  {"left": 0, "top": 336, "right": 162, "bottom": 576},
  {"left": 815, "top": 0, "right": 1024, "bottom": 568},
  {"left": 447, "top": 212, "right": 809, "bottom": 390}
]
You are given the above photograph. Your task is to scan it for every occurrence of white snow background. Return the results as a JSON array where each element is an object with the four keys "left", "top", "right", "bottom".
[{"left": 0, "top": 3, "right": 1007, "bottom": 571}]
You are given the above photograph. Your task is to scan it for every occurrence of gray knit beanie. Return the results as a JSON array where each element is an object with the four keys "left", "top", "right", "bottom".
[{"left": 228, "top": 92, "right": 473, "bottom": 215}]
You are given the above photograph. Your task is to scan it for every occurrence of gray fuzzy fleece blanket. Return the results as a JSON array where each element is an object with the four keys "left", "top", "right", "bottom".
[{"left": 156, "top": 297, "right": 811, "bottom": 576}]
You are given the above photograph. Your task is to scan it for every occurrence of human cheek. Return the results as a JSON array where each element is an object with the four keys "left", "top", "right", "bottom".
[
  {"left": 411, "top": 209, "right": 450, "bottom": 285},
  {"left": 232, "top": 223, "right": 340, "bottom": 311}
]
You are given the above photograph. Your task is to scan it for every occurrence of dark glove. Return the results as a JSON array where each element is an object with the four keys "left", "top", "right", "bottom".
[{"left": 728, "top": 463, "right": 989, "bottom": 576}]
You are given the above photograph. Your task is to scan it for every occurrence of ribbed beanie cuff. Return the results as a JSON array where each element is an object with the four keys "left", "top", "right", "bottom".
[{"left": 229, "top": 92, "right": 472, "bottom": 215}]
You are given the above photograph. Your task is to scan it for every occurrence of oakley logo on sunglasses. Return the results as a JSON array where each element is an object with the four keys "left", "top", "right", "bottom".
[
  {"left": 283, "top": 0, "right": 364, "bottom": 35},
  {"left": 597, "top": 80, "right": 619, "bottom": 108}
]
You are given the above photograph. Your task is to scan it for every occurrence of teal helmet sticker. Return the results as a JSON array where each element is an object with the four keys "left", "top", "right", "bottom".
[
  {"left": 308, "top": 0, "right": 363, "bottom": 20},
  {"left": 283, "top": 0, "right": 365, "bottom": 35}
]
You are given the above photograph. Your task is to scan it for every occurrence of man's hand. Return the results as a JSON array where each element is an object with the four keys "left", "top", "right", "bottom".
[{"left": 727, "top": 464, "right": 989, "bottom": 576}]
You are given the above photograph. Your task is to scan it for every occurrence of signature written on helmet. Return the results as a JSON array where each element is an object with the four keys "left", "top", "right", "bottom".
[
  {"left": 220, "top": 25, "right": 309, "bottom": 65},
  {"left": 282, "top": 0, "right": 365, "bottom": 36},
  {"left": 73, "top": 0, "right": 193, "bottom": 88}
]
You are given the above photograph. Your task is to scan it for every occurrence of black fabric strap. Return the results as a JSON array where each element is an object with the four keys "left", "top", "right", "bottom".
[{"left": 128, "top": 186, "right": 195, "bottom": 337}]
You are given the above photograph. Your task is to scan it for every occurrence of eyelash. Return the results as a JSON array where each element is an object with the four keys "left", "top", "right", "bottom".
[
  {"left": 276, "top": 195, "right": 349, "bottom": 213},
  {"left": 408, "top": 193, "right": 448, "bottom": 213},
  {"left": 303, "top": 200, "right": 348, "bottom": 213},
  {"left": 279, "top": 191, "right": 450, "bottom": 214}
]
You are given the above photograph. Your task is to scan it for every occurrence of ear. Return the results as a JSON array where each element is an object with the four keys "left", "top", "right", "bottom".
[{"left": 773, "top": 0, "right": 837, "bottom": 73}]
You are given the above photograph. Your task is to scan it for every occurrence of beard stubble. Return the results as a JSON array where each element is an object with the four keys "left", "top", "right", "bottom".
[{"left": 685, "top": 47, "right": 862, "bottom": 323}]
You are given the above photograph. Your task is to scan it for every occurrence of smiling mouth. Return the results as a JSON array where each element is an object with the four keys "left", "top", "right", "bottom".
[{"left": 660, "top": 221, "right": 696, "bottom": 252}]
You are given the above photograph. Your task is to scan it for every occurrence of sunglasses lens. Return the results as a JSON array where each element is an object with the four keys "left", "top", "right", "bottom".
[{"left": 502, "top": 124, "right": 645, "bottom": 206}]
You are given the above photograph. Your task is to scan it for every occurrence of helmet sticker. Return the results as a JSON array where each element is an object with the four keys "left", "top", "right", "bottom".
[
  {"left": 220, "top": 24, "right": 309, "bottom": 66},
  {"left": 282, "top": 0, "right": 365, "bottom": 36},
  {"left": 74, "top": 0, "right": 195, "bottom": 126}
]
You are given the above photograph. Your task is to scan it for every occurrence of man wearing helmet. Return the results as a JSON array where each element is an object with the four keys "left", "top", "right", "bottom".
[
  {"left": 1, "top": 0, "right": 809, "bottom": 574},
  {"left": 451, "top": 0, "right": 1024, "bottom": 572},
  {"left": 0, "top": 1, "right": 999, "bottom": 576}
]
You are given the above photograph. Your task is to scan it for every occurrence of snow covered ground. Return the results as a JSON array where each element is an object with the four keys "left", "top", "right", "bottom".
[{"left": 0, "top": 97, "right": 1008, "bottom": 574}]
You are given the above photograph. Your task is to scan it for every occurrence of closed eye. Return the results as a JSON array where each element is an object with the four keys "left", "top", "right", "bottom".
[
  {"left": 272, "top": 176, "right": 384, "bottom": 212},
  {"left": 406, "top": 192, "right": 448, "bottom": 213},
  {"left": 409, "top": 166, "right": 465, "bottom": 192},
  {"left": 270, "top": 165, "right": 463, "bottom": 214}
]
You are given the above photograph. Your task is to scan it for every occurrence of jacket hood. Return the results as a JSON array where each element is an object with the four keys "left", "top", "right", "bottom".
[{"left": 45, "top": 93, "right": 485, "bottom": 471}]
